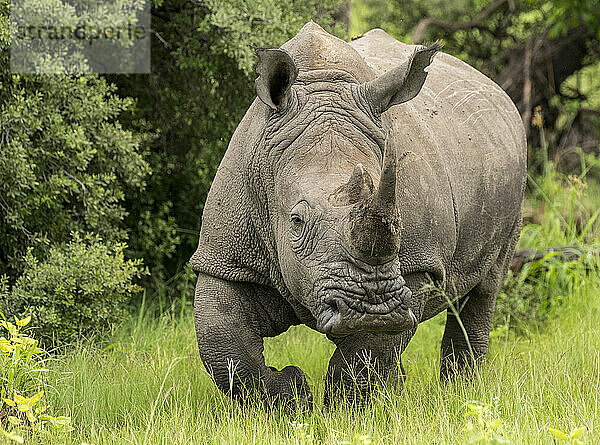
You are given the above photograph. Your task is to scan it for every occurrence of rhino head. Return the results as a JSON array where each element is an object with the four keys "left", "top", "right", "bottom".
[{"left": 252, "top": 43, "right": 440, "bottom": 337}]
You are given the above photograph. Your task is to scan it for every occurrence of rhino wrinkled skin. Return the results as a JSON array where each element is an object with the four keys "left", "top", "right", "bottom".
[{"left": 190, "top": 22, "right": 526, "bottom": 406}]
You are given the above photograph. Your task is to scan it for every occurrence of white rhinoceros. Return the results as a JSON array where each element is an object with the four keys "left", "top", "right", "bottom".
[{"left": 190, "top": 22, "right": 526, "bottom": 406}]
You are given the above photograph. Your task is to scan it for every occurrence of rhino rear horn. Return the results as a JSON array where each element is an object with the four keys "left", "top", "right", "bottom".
[
  {"left": 255, "top": 48, "right": 298, "bottom": 110},
  {"left": 361, "top": 41, "right": 442, "bottom": 114}
]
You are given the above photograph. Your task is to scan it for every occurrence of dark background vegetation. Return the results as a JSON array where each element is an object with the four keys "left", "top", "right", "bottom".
[{"left": 1, "top": 0, "right": 599, "bottom": 345}]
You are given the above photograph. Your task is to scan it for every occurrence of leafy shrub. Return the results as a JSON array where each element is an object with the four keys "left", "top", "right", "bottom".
[
  {"left": 462, "top": 400, "right": 508, "bottom": 445},
  {"left": 0, "top": 234, "right": 146, "bottom": 347},
  {"left": 0, "top": 71, "right": 150, "bottom": 281},
  {"left": 495, "top": 255, "right": 592, "bottom": 334},
  {"left": 0, "top": 314, "right": 45, "bottom": 410},
  {"left": 495, "top": 154, "right": 600, "bottom": 333},
  {"left": 0, "top": 313, "right": 71, "bottom": 442},
  {"left": 0, "top": 3, "right": 149, "bottom": 282}
]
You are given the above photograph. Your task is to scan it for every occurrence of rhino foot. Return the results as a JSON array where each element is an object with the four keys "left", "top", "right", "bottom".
[
  {"left": 323, "top": 333, "right": 408, "bottom": 407},
  {"left": 263, "top": 365, "right": 313, "bottom": 411}
]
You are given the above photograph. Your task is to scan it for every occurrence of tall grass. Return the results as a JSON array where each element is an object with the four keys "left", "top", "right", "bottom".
[
  {"left": 4, "top": 158, "right": 599, "bottom": 444},
  {"left": 30, "top": 274, "right": 598, "bottom": 444}
]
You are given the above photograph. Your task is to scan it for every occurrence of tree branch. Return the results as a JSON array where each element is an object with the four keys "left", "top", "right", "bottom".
[
  {"left": 412, "top": 0, "right": 513, "bottom": 44},
  {"left": 151, "top": 29, "right": 171, "bottom": 49},
  {"left": 579, "top": 107, "right": 600, "bottom": 115}
]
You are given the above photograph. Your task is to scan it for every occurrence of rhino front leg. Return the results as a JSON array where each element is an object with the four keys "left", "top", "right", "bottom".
[
  {"left": 323, "top": 332, "right": 413, "bottom": 406},
  {"left": 194, "top": 272, "right": 311, "bottom": 407}
]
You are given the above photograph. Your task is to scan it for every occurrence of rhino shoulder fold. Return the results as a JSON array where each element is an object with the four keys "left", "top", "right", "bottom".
[{"left": 190, "top": 100, "right": 274, "bottom": 286}]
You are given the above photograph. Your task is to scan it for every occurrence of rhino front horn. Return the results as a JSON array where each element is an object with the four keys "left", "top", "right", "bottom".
[{"left": 348, "top": 132, "right": 401, "bottom": 263}]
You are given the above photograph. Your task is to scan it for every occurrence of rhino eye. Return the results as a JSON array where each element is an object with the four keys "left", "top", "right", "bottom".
[
  {"left": 289, "top": 201, "right": 310, "bottom": 235},
  {"left": 290, "top": 214, "right": 304, "bottom": 226}
]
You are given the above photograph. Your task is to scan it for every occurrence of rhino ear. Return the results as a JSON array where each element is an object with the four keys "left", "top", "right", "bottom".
[
  {"left": 255, "top": 48, "right": 298, "bottom": 110},
  {"left": 361, "top": 41, "right": 442, "bottom": 114}
]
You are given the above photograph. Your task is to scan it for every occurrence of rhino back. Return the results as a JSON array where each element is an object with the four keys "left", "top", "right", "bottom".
[{"left": 351, "top": 29, "right": 526, "bottom": 301}]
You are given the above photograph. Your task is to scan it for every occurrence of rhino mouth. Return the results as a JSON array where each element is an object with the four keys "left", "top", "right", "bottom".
[{"left": 313, "top": 267, "right": 416, "bottom": 337}]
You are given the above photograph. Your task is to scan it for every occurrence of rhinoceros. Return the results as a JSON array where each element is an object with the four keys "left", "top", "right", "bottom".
[{"left": 190, "top": 22, "right": 526, "bottom": 406}]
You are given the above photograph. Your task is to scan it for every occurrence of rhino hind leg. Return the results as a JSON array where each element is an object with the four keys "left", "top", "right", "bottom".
[
  {"left": 323, "top": 331, "right": 413, "bottom": 406},
  {"left": 193, "top": 272, "right": 311, "bottom": 409},
  {"left": 440, "top": 219, "right": 521, "bottom": 380},
  {"left": 439, "top": 280, "right": 497, "bottom": 379}
]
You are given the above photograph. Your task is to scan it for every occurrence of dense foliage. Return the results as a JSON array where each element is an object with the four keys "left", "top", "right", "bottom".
[
  {"left": 1, "top": 235, "right": 145, "bottom": 346},
  {"left": 0, "top": 2, "right": 149, "bottom": 281},
  {"left": 0, "top": 74, "right": 149, "bottom": 278}
]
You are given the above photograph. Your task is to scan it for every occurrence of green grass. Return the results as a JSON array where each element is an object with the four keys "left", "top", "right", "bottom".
[
  {"left": 6, "top": 164, "right": 600, "bottom": 444},
  {"left": 18, "top": 272, "right": 597, "bottom": 444}
]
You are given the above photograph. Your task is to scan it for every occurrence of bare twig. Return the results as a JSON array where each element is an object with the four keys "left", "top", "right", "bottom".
[
  {"left": 579, "top": 107, "right": 600, "bottom": 115},
  {"left": 63, "top": 171, "right": 87, "bottom": 196},
  {"left": 151, "top": 29, "right": 171, "bottom": 49},
  {"left": 522, "top": 41, "right": 533, "bottom": 136},
  {"left": 412, "top": 0, "right": 512, "bottom": 44},
  {"left": 510, "top": 246, "right": 600, "bottom": 274},
  {"left": 546, "top": 57, "right": 556, "bottom": 94}
]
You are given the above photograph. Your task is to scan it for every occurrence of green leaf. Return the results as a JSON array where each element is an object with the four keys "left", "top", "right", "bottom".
[
  {"left": 1, "top": 322, "right": 17, "bottom": 337},
  {"left": 548, "top": 427, "right": 569, "bottom": 441},
  {"left": 25, "top": 410, "right": 36, "bottom": 423},
  {"left": 13, "top": 394, "right": 28, "bottom": 405},
  {"left": 28, "top": 390, "right": 44, "bottom": 406},
  {"left": 15, "top": 315, "right": 31, "bottom": 327}
]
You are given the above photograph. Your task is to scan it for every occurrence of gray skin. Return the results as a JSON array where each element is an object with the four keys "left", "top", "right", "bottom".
[{"left": 190, "top": 22, "right": 526, "bottom": 407}]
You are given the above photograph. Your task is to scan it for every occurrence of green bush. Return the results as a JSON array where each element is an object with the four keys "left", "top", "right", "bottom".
[
  {"left": 496, "top": 255, "right": 592, "bottom": 334},
  {"left": 0, "top": 235, "right": 146, "bottom": 347},
  {"left": 0, "top": 2, "right": 149, "bottom": 281}
]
